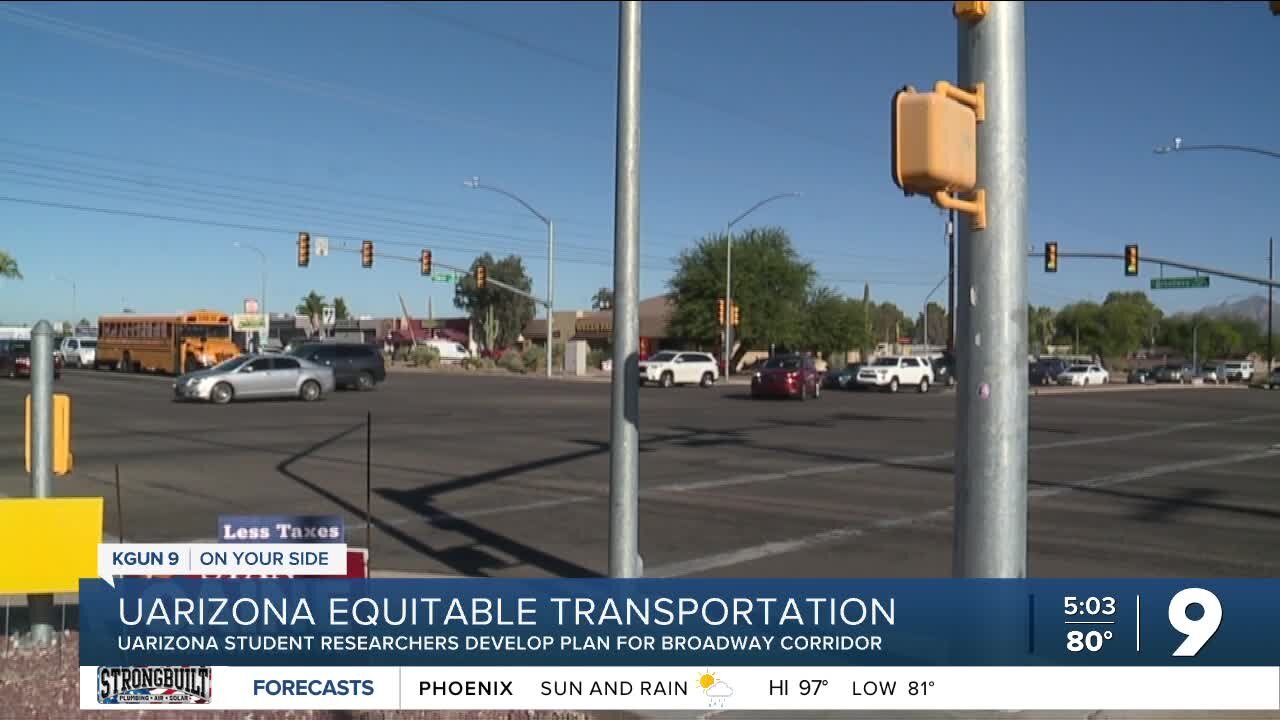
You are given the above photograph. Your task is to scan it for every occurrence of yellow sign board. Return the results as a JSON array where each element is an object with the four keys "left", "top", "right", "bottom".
[
  {"left": 0, "top": 497, "right": 102, "bottom": 594},
  {"left": 25, "top": 393, "right": 73, "bottom": 475}
]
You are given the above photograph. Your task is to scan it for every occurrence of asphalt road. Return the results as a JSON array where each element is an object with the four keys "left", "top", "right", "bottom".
[{"left": 2, "top": 369, "right": 1278, "bottom": 579}]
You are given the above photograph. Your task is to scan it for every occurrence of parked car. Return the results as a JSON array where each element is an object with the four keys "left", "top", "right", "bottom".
[
  {"left": 288, "top": 342, "right": 386, "bottom": 390},
  {"left": 0, "top": 339, "right": 62, "bottom": 379},
  {"left": 59, "top": 336, "right": 97, "bottom": 368},
  {"left": 928, "top": 352, "right": 956, "bottom": 386},
  {"left": 1154, "top": 364, "right": 1187, "bottom": 383},
  {"left": 1198, "top": 364, "right": 1221, "bottom": 384},
  {"left": 855, "top": 355, "right": 933, "bottom": 393},
  {"left": 1057, "top": 364, "right": 1109, "bottom": 386},
  {"left": 1270, "top": 367, "right": 1280, "bottom": 387},
  {"left": 174, "top": 354, "right": 335, "bottom": 404},
  {"left": 1219, "top": 361, "right": 1254, "bottom": 383},
  {"left": 1127, "top": 367, "right": 1156, "bottom": 384},
  {"left": 638, "top": 351, "right": 719, "bottom": 388},
  {"left": 824, "top": 363, "right": 862, "bottom": 390},
  {"left": 750, "top": 354, "right": 822, "bottom": 400},
  {"left": 1029, "top": 357, "right": 1069, "bottom": 386}
]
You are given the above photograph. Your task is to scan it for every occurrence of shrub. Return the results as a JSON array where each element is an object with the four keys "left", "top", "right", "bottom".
[
  {"left": 587, "top": 348, "right": 609, "bottom": 370},
  {"left": 410, "top": 345, "right": 441, "bottom": 368},
  {"left": 497, "top": 350, "right": 526, "bottom": 374},
  {"left": 522, "top": 345, "right": 546, "bottom": 373},
  {"left": 460, "top": 356, "right": 486, "bottom": 371}
]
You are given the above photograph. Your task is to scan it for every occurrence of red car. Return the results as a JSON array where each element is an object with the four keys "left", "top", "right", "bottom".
[
  {"left": 750, "top": 354, "right": 822, "bottom": 400},
  {"left": 0, "top": 339, "right": 62, "bottom": 379}
]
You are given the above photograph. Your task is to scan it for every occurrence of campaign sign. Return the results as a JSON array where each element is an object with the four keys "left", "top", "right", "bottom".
[
  {"left": 78, "top": 578, "right": 1280, "bottom": 668},
  {"left": 218, "top": 515, "right": 344, "bottom": 544}
]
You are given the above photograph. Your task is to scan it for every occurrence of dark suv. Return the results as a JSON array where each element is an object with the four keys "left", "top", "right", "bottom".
[
  {"left": 1029, "top": 357, "right": 1068, "bottom": 386},
  {"left": 287, "top": 342, "right": 385, "bottom": 391}
]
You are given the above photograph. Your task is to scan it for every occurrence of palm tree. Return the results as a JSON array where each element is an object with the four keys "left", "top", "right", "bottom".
[
  {"left": 0, "top": 251, "right": 21, "bottom": 280},
  {"left": 591, "top": 287, "right": 613, "bottom": 311},
  {"left": 333, "top": 297, "right": 350, "bottom": 321},
  {"left": 296, "top": 291, "right": 326, "bottom": 336}
]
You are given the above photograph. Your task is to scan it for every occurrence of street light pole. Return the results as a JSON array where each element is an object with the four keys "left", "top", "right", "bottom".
[
  {"left": 233, "top": 242, "right": 268, "bottom": 351},
  {"left": 465, "top": 178, "right": 555, "bottom": 378},
  {"left": 1154, "top": 138, "right": 1280, "bottom": 160},
  {"left": 723, "top": 192, "right": 800, "bottom": 376}
]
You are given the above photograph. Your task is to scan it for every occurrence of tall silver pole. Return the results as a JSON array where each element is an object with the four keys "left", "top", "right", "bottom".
[
  {"left": 953, "top": 1, "right": 1029, "bottom": 579},
  {"left": 547, "top": 220, "right": 555, "bottom": 378},
  {"left": 27, "top": 319, "right": 56, "bottom": 645},
  {"left": 1268, "top": 237, "right": 1274, "bottom": 373},
  {"left": 723, "top": 223, "right": 733, "bottom": 376},
  {"left": 609, "top": 0, "right": 642, "bottom": 579}
]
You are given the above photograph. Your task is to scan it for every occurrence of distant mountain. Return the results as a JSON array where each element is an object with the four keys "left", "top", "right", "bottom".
[{"left": 1189, "top": 295, "right": 1280, "bottom": 331}]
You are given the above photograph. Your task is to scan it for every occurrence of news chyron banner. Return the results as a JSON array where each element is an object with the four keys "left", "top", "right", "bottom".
[{"left": 79, "top": 575, "right": 1280, "bottom": 712}]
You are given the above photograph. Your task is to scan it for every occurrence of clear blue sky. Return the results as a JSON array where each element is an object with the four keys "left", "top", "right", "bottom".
[{"left": 0, "top": 1, "right": 1276, "bottom": 325}]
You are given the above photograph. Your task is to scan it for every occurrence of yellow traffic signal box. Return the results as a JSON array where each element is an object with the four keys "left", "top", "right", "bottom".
[
  {"left": 732, "top": 304, "right": 741, "bottom": 326},
  {"left": 892, "top": 85, "right": 980, "bottom": 196},
  {"left": 1125, "top": 245, "right": 1139, "bottom": 276},
  {"left": 475, "top": 265, "right": 487, "bottom": 289},
  {"left": 1045, "top": 242, "right": 1058, "bottom": 273},
  {"left": 717, "top": 298, "right": 726, "bottom": 324},
  {"left": 421, "top": 250, "right": 432, "bottom": 276},
  {"left": 361, "top": 240, "right": 374, "bottom": 268},
  {"left": 297, "top": 232, "right": 310, "bottom": 267},
  {"left": 26, "top": 393, "right": 73, "bottom": 475}
]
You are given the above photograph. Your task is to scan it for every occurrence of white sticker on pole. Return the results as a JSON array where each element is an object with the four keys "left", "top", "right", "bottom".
[
  {"left": 97, "top": 543, "right": 348, "bottom": 587},
  {"left": 315, "top": 236, "right": 330, "bottom": 257}
]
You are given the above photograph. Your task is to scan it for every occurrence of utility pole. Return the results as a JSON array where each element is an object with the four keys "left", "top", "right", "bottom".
[
  {"left": 609, "top": 0, "right": 642, "bottom": 579},
  {"left": 953, "top": 1, "right": 1029, "bottom": 579},
  {"left": 1269, "top": 237, "right": 1274, "bottom": 372}
]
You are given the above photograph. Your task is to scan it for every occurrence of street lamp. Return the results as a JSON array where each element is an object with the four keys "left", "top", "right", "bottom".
[
  {"left": 1154, "top": 138, "right": 1278, "bottom": 372},
  {"left": 233, "top": 241, "right": 268, "bottom": 351},
  {"left": 1153, "top": 137, "right": 1280, "bottom": 160},
  {"left": 51, "top": 274, "right": 76, "bottom": 327},
  {"left": 465, "top": 177, "right": 555, "bottom": 378},
  {"left": 723, "top": 192, "right": 801, "bottom": 376}
]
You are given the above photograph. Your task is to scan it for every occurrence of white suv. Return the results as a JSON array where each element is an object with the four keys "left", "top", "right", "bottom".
[
  {"left": 59, "top": 336, "right": 97, "bottom": 368},
  {"left": 1219, "top": 361, "right": 1254, "bottom": 383},
  {"left": 856, "top": 355, "right": 933, "bottom": 393},
  {"left": 639, "top": 351, "right": 719, "bottom": 388}
]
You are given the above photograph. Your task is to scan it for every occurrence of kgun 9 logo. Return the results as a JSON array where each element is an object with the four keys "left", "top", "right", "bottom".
[{"left": 1169, "top": 588, "right": 1222, "bottom": 657}]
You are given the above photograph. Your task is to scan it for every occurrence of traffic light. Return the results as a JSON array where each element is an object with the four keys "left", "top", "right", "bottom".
[
  {"left": 361, "top": 240, "right": 374, "bottom": 269},
  {"left": 475, "top": 265, "right": 487, "bottom": 289},
  {"left": 420, "top": 249, "right": 432, "bottom": 276},
  {"left": 717, "top": 298, "right": 726, "bottom": 324},
  {"left": 1044, "top": 242, "right": 1058, "bottom": 273},
  {"left": 297, "top": 232, "right": 310, "bottom": 267},
  {"left": 732, "top": 303, "right": 741, "bottom": 326},
  {"left": 1124, "top": 244, "right": 1139, "bottom": 277}
]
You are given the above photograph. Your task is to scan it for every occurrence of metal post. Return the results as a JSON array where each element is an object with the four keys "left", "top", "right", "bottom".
[
  {"left": 609, "top": 0, "right": 642, "bottom": 579},
  {"left": 547, "top": 220, "right": 555, "bottom": 378},
  {"left": 1268, "top": 237, "right": 1274, "bottom": 373},
  {"left": 953, "top": 1, "right": 1029, "bottom": 579},
  {"left": 947, "top": 211, "right": 956, "bottom": 352},
  {"left": 27, "top": 320, "right": 56, "bottom": 646},
  {"left": 723, "top": 223, "right": 733, "bottom": 377}
]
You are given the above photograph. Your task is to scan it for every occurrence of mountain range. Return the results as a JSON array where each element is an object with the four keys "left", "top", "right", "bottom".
[{"left": 1187, "top": 295, "right": 1280, "bottom": 331}]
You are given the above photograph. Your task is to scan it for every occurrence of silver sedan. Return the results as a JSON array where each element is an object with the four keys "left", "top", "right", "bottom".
[{"left": 173, "top": 354, "right": 336, "bottom": 404}]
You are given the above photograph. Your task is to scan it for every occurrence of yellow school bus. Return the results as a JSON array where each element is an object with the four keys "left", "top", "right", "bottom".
[{"left": 96, "top": 310, "right": 240, "bottom": 375}]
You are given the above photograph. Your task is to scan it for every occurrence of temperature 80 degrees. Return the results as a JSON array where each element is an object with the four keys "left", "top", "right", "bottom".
[{"left": 1066, "top": 629, "right": 1112, "bottom": 652}]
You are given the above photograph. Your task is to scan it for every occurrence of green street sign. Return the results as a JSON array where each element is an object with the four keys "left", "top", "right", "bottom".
[
  {"left": 1150, "top": 276, "right": 1210, "bottom": 290},
  {"left": 431, "top": 272, "right": 456, "bottom": 283}
]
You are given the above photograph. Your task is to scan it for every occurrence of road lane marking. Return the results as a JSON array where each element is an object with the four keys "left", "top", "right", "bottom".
[{"left": 647, "top": 447, "right": 1280, "bottom": 578}]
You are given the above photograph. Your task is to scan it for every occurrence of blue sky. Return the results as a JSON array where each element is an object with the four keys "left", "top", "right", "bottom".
[{"left": 0, "top": 1, "right": 1276, "bottom": 324}]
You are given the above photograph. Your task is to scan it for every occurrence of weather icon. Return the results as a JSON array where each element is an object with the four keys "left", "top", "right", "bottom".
[{"left": 698, "top": 670, "right": 733, "bottom": 708}]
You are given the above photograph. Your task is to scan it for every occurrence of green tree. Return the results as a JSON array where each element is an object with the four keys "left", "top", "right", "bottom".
[
  {"left": 1098, "top": 291, "right": 1162, "bottom": 360},
  {"left": 0, "top": 250, "right": 20, "bottom": 279},
  {"left": 591, "top": 287, "right": 614, "bottom": 311},
  {"left": 870, "top": 301, "right": 911, "bottom": 346},
  {"left": 296, "top": 291, "right": 326, "bottom": 335},
  {"left": 917, "top": 302, "right": 949, "bottom": 347},
  {"left": 333, "top": 297, "right": 350, "bottom": 321},
  {"left": 454, "top": 253, "right": 535, "bottom": 349},
  {"left": 803, "top": 286, "right": 856, "bottom": 362},
  {"left": 667, "top": 226, "right": 815, "bottom": 368},
  {"left": 1028, "top": 305, "right": 1056, "bottom": 354},
  {"left": 1054, "top": 301, "right": 1104, "bottom": 354}
]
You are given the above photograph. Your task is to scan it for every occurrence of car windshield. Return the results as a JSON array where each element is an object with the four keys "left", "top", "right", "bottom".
[
  {"left": 1068, "top": 365, "right": 1090, "bottom": 372},
  {"left": 181, "top": 323, "right": 231, "bottom": 339},
  {"left": 873, "top": 357, "right": 899, "bottom": 367},
  {"left": 648, "top": 352, "right": 677, "bottom": 362},
  {"left": 211, "top": 355, "right": 250, "bottom": 372},
  {"left": 764, "top": 357, "right": 802, "bottom": 370},
  {"left": 10, "top": 340, "right": 31, "bottom": 354}
]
